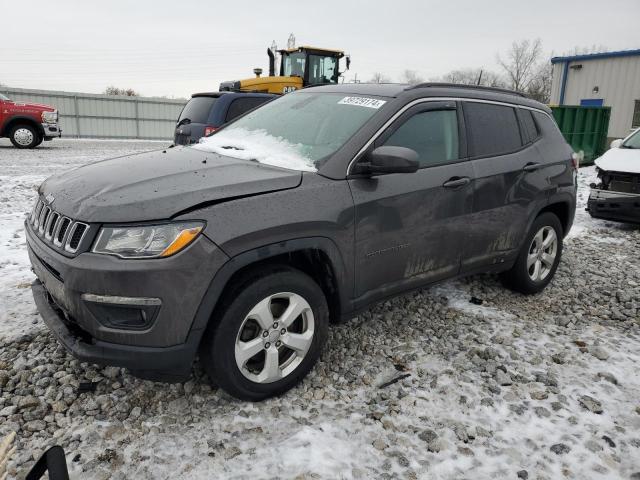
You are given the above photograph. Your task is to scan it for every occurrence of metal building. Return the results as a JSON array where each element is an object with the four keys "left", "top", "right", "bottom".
[
  {"left": 0, "top": 87, "right": 187, "bottom": 140},
  {"left": 550, "top": 49, "right": 640, "bottom": 140}
]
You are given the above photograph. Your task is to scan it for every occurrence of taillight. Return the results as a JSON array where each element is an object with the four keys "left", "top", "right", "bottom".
[
  {"left": 204, "top": 126, "right": 217, "bottom": 136},
  {"left": 571, "top": 151, "right": 582, "bottom": 170}
]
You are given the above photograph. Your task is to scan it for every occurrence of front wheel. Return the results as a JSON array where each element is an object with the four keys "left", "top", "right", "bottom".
[
  {"left": 9, "top": 124, "right": 40, "bottom": 149},
  {"left": 200, "top": 267, "right": 329, "bottom": 401},
  {"left": 501, "top": 212, "right": 563, "bottom": 294}
]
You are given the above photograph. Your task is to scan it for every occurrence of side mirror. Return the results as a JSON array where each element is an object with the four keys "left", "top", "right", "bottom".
[
  {"left": 357, "top": 146, "right": 419, "bottom": 175},
  {"left": 610, "top": 138, "right": 623, "bottom": 149}
]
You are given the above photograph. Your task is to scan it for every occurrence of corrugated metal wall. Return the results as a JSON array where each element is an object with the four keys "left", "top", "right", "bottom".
[
  {"left": 550, "top": 55, "right": 640, "bottom": 139},
  {"left": 0, "top": 87, "right": 187, "bottom": 140}
]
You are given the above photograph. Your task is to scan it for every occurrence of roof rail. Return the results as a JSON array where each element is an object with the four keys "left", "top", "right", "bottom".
[{"left": 407, "top": 82, "right": 528, "bottom": 98}]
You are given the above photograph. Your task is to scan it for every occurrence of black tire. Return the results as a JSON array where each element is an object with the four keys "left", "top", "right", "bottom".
[
  {"left": 501, "top": 212, "right": 563, "bottom": 294},
  {"left": 9, "top": 124, "right": 40, "bottom": 149},
  {"left": 200, "top": 266, "right": 329, "bottom": 401}
]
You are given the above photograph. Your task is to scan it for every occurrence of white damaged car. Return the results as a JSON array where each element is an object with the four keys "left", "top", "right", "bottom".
[{"left": 588, "top": 128, "right": 640, "bottom": 224}]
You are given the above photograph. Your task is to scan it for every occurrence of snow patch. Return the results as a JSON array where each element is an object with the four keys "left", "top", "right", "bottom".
[
  {"left": 595, "top": 146, "right": 640, "bottom": 174},
  {"left": 193, "top": 128, "right": 317, "bottom": 172},
  {"left": 434, "top": 282, "right": 515, "bottom": 321}
]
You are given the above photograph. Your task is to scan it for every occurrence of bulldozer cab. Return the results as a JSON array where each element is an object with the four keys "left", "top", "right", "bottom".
[
  {"left": 278, "top": 46, "right": 345, "bottom": 87},
  {"left": 219, "top": 45, "right": 349, "bottom": 95}
]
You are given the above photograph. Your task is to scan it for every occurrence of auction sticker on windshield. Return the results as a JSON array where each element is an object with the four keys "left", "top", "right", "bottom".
[{"left": 338, "top": 96, "right": 387, "bottom": 109}]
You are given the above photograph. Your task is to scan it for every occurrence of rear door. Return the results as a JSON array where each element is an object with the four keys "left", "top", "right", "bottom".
[
  {"left": 461, "top": 101, "right": 549, "bottom": 271},
  {"left": 349, "top": 101, "right": 475, "bottom": 304}
]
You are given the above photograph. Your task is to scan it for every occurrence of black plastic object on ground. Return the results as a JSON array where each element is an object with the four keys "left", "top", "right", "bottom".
[{"left": 26, "top": 446, "right": 70, "bottom": 480}]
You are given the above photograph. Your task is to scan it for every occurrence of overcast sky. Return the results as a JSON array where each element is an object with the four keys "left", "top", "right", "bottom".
[{"left": 1, "top": 0, "right": 639, "bottom": 98}]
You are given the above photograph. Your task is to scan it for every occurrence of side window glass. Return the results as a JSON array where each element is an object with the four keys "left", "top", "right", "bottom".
[
  {"left": 308, "top": 55, "right": 338, "bottom": 85},
  {"left": 225, "top": 98, "right": 267, "bottom": 122},
  {"left": 464, "top": 102, "right": 522, "bottom": 156},
  {"left": 520, "top": 109, "right": 539, "bottom": 143},
  {"left": 382, "top": 110, "right": 459, "bottom": 167}
]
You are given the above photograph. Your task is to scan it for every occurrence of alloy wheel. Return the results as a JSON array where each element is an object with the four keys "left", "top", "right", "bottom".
[
  {"left": 234, "top": 292, "right": 314, "bottom": 384},
  {"left": 527, "top": 226, "right": 558, "bottom": 282}
]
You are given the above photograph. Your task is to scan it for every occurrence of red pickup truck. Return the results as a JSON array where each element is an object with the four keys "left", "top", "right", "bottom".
[{"left": 0, "top": 92, "right": 61, "bottom": 148}]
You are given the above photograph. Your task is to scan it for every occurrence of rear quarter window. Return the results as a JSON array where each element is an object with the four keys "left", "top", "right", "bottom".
[
  {"left": 533, "top": 111, "right": 557, "bottom": 134},
  {"left": 519, "top": 109, "right": 539, "bottom": 143},
  {"left": 464, "top": 102, "right": 522, "bottom": 157},
  {"left": 178, "top": 97, "right": 217, "bottom": 124}
]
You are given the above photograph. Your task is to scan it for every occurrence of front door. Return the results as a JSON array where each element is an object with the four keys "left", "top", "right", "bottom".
[
  {"left": 0, "top": 97, "right": 7, "bottom": 133},
  {"left": 348, "top": 101, "right": 475, "bottom": 305}
]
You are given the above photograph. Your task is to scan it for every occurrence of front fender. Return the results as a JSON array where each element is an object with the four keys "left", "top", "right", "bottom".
[{"left": 183, "top": 236, "right": 353, "bottom": 353}]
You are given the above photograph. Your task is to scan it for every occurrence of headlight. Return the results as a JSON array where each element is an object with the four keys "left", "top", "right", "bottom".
[
  {"left": 41, "top": 111, "right": 58, "bottom": 123},
  {"left": 92, "top": 221, "right": 204, "bottom": 259}
]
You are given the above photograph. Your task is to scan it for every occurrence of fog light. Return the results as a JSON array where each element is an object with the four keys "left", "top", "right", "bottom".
[{"left": 81, "top": 293, "right": 161, "bottom": 330}]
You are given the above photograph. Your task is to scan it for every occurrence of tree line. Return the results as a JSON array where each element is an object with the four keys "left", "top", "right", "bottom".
[{"left": 368, "top": 40, "right": 607, "bottom": 104}]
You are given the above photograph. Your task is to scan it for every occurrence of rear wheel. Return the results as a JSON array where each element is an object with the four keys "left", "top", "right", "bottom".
[
  {"left": 200, "top": 267, "right": 329, "bottom": 401},
  {"left": 9, "top": 124, "right": 40, "bottom": 149},
  {"left": 501, "top": 212, "right": 563, "bottom": 294}
]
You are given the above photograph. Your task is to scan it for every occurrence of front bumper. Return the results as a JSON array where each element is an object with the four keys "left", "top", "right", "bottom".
[
  {"left": 32, "top": 280, "right": 196, "bottom": 380},
  {"left": 41, "top": 122, "right": 61, "bottom": 139},
  {"left": 26, "top": 220, "right": 229, "bottom": 378},
  {"left": 587, "top": 188, "right": 640, "bottom": 224}
]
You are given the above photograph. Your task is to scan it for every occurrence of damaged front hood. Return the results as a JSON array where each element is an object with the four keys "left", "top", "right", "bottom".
[
  {"left": 39, "top": 146, "right": 302, "bottom": 222},
  {"left": 595, "top": 148, "right": 640, "bottom": 174}
]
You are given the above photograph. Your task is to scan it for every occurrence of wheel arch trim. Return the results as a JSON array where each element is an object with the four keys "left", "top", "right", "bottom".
[
  {"left": 3, "top": 116, "right": 44, "bottom": 138},
  {"left": 521, "top": 195, "right": 575, "bottom": 251},
  {"left": 178, "top": 236, "right": 351, "bottom": 365}
]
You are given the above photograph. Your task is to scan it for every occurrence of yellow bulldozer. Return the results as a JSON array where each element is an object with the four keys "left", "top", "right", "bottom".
[{"left": 219, "top": 46, "right": 350, "bottom": 94}]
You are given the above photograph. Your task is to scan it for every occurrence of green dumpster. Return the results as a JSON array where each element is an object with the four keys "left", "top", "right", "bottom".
[{"left": 550, "top": 105, "right": 611, "bottom": 165}]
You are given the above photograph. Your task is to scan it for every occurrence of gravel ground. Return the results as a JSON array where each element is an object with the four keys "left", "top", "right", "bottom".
[{"left": 1, "top": 139, "right": 639, "bottom": 479}]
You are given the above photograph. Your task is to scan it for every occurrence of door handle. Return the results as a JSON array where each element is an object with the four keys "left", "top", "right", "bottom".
[
  {"left": 523, "top": 162, "right": 542, "bottom": 172},
  {"left": 442, "top": 177, "right": 471, "bottom": 188}
]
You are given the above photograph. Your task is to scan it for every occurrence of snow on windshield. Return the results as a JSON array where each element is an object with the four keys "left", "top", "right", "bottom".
[{"left": 192, "top": 128, "right": 317, "bottom": 172}]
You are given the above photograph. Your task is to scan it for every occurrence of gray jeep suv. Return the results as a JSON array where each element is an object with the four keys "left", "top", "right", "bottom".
[{"left": 26, "top": 83, "right": 576, "bottom": 400}]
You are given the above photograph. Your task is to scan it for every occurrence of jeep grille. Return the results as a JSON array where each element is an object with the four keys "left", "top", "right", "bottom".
[{"left": 30, "top": 199, "right": 89, "bottom": 253}]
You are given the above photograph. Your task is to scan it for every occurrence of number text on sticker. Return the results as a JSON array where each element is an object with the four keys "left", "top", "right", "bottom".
[{"left": 338, "top": 97, "right": 386, "bottom": 109}]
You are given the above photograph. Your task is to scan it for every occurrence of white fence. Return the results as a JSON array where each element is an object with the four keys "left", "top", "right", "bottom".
[{"left": 1, "top": 87, "right": 187, "bottom": 140}]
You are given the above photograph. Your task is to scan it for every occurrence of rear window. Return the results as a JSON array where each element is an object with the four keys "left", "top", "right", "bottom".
[
  {"left": 225, "top": 97, "right": 271, "bottom": 122},
  {"left": 464, "top": 102, "right": 522, "bottom": 157},
  {"left": 178, "top": 96, "right": 217, "bottom": 124}
]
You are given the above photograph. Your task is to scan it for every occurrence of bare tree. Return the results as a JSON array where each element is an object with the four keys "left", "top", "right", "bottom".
[
  {"left": 526, "top": 62, "right": 553, "bottom": 103},
  {"left": 369, "top": 72, "right": 392, "bottom": 83},
  {"left": 400, "top": 69, "right": 424, "bottom": 85},
  {"left": 433, "top": 68, "right": 505, "bottom": 87},
  {"left": 497, "top": 39, "right": 543, "bottom": 93},
  {"left": 104, "top": 86, "right": 140, "bottom": 96}
]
